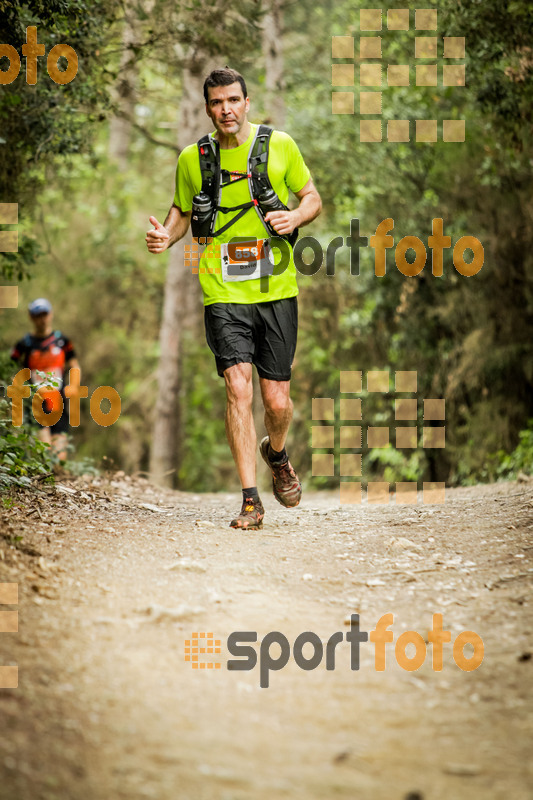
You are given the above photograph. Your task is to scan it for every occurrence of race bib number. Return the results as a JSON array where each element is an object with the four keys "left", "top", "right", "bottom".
[{"left": 221, "top": 238, "right": 274, "bottom": 283}]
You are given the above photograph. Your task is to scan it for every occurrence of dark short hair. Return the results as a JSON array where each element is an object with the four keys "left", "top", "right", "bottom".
[{"left": 203, "top": 68, "right": 248, "bottom": 103}]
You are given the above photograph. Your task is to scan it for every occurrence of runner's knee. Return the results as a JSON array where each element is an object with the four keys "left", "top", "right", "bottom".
[
  {"left": 264, "top": 390, "right": 291, "bottom": 417},
  {"left": 225, "top": 366, "right": 253, "bottom": 406}
]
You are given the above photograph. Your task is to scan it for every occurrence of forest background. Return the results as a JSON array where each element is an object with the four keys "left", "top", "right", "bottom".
[{"left": 0, "top": 0, "right": 532, "bottom": 494}]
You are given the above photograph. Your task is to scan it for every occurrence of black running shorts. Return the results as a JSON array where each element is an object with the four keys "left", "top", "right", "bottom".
[{"left": 204, "top": 297, "right": 298, "bottom": 381}]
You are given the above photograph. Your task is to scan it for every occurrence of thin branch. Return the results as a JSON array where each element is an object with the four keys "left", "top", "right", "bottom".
[{"left": 130, "top": 119, "right": 180, "bottom": 153}]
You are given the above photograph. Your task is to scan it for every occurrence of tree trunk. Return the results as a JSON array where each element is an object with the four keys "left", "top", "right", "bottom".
[
  {"left": 149, "top": 58, "right": 213, "bottom": 487},
  {"left": 108, "top": 1, "right": 155, "bottom": 168},
  {"left": 262, "top": 0, "right": 285, "bottom": 129}
]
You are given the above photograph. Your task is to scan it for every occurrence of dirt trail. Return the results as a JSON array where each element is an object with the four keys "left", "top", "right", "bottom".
[{"left": 0, "top": 475, "right": 532, "bottom": 800}]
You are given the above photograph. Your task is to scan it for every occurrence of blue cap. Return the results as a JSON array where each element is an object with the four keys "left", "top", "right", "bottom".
[{"left": 28, "top": 298, "right": 52, "bottom": 316}]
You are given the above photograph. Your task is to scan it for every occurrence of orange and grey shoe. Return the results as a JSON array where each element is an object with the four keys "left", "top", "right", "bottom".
[
  {"left": 259, "top": 436, "right": 302, "bottom": 508},
  {"left": 230, "top": 496, "right": 265, "bottom": 530}
]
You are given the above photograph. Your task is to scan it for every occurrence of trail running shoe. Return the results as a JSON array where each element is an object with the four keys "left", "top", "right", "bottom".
[
  {"left": 229, "top": 496, "right": 265, "bottom": 530},
  {"left": 259, "top": 436, "right": 302, "bottom": 508}
]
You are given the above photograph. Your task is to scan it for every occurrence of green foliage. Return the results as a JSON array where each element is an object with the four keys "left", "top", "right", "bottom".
[
  {"left": 63, "top": 454, "right": 101, "bottom": 477},
  {"left": 0, "top": 418, "right": 54, "bottom": 491},
  {"left": 0, "top": 354, "right": 54, "bottom": 491},
  {"left": 0, "top": 0, "right": 119, "bottom": 280},
  {"left": 0, "top": 235, "right": 43, "bottom": 283},
  {"left": 283, "top": 0, "right": 533, "bottom": 489},
  {"left": 496, "top": 421, "right": 533, "bottom": 480},
  {"left": 1, "top": 0, "right": 532, "bottom": 490},
  {"left": 0, "top": 0, "right": 268, "bottom": 485},
  {"left": 441, "top": 0, "right": 533, "bottom": 145},
  {"left": 367, "top": 446, "right": 423, "bottom": 484}
]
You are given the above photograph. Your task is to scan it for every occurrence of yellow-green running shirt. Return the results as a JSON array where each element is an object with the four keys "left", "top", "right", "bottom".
[{"left": 173, "top": 123, "right": 311, "bottom": 306}]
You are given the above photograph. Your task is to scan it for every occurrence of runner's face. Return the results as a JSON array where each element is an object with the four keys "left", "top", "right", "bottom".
[
  {"left": 30, "top": 311, "right": 52, "bottom": 335},
  {"left": 205, "top": 82, "right": 249, "bottom": 137}
]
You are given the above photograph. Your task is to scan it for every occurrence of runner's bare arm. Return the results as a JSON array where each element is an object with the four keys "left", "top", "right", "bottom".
[
  {"left": 264, "top": 179, "right": 322, "bottom": 237},
  {"left": 145, "top": 204, "right": 192, "bottom": 254}
]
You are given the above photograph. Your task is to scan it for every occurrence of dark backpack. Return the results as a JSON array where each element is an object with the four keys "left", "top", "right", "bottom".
[{"left": 191, "top": 124, "right": 298, "bottom": 245}]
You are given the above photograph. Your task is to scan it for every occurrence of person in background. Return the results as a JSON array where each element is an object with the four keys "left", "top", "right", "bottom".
[{"left": 11, "top": 298, "right": 79, "bottom": 462}]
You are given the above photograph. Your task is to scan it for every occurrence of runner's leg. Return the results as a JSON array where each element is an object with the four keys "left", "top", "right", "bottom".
[
  {"left": 51, "top": 433, "right": 68, "bottom": 461},
  {"left": 258, "top": 377, "right": 301, "bottom": 508},
  {"left": 37, "top": 427, "right": 52, "bottom": 447},
  {"left": 259, "top": 378, "right": 293, "bottom": 452},
  {"left": 224, "top": 362, "right": 256, "bottom": 488}
]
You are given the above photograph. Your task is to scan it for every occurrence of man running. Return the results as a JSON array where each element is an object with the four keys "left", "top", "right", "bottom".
[
  {"left": 146, "top": 67, "right": 321, "bottom": 529},
  {"left": 11, "top": 298, "right": 79, "bottom": 462}
]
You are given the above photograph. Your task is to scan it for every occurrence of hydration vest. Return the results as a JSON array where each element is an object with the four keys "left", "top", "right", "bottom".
[
  {"left": 191, "top": 124, "right": 298, "bottom": 245},
  {"left": 23, "top": 330, "right": 65, "bottom": 352}
]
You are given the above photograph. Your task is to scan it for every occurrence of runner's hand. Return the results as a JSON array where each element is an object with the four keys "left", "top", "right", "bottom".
[
  {"left": 146, "top": 216, "right": 170, "bottom": 253},
  {"left": 264, "top": 210, "right": 299, "bottom": 236}
]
